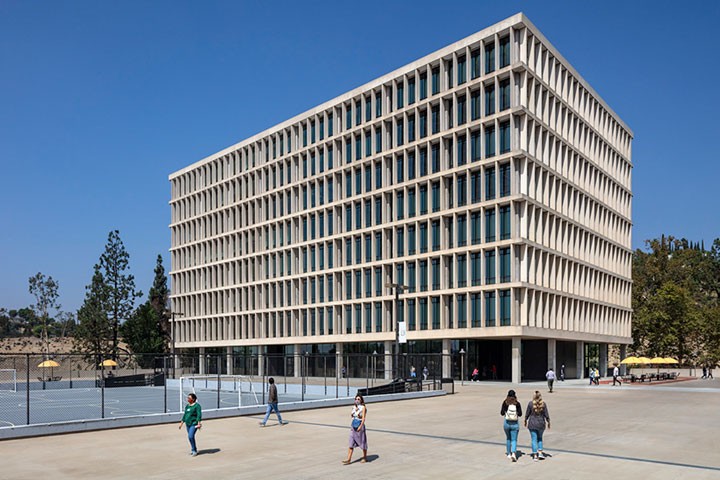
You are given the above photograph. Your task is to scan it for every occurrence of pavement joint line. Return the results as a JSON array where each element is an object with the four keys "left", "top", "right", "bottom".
[{"left": 287, "top": 419, "right": 720, "bottom": 473}]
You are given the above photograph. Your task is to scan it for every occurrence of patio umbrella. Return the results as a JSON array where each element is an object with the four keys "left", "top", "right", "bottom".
[
  {"left": 637, "top": 357, "right": 652, "bottom": 364},
  {"left": 620, "top": 356, "right": 641, "bottom": 364},
  {"left": 662, "top": 357, "right": 679, "bottom": 364},
  {"left": 649, "top": 357, "right": 667, "bottom": 374},
  {"left": 38, "top": 360, "right": 60, "bottom": 368},
  {"left": 99, "top": 359, "right": 118, "bottom": 367}
]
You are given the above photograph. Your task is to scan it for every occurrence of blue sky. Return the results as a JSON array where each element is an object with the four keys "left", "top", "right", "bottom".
[{"left": 1, "top": 0, "right": 718, "bottom": 314}]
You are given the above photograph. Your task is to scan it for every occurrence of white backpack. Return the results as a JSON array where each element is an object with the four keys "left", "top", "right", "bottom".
[{"left": 505, "top": 403, "right": 518, "bottom": 421}]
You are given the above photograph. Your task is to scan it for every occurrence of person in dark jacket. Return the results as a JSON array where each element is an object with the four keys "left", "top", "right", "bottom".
[
  {"left": 500, "top": 389, "right": 522, "bottom": 462},
  {"left": 524, "top": 390, "right": 551, "bottom": 461},
  {"left": 259, "top": 377, "right": 284, "bottom": 427},
  {"left": 178, "top": 393, "right": 202, "bottom": 456}
]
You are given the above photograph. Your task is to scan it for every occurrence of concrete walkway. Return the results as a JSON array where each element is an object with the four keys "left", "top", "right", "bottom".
[{"left": 3, "top": 379, "right": 720, "bottom": 479}]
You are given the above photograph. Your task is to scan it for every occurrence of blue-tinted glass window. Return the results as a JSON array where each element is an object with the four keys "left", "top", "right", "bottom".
[
  {"left": 419, "top": 111, "right": 427, "bottom": 138},
  {"left": 311, "top": 122, "right": 316, "bottom": 144},
  {"left": 431, "top": 144, "right": 440, "bottom": 173},
  {"left": 485, "top": 126, "right": 496, "bottom": 158},
  {"left": 419, "top": 260, "right": 428, "bottom": 291},
  {"left": 375, "top": 162, "right": 382, "bottom": 189},
  {"left": 500, "top": 79, "right": 510, "bottom": 111},
  {"left": 500, "top": 121, "right": 511, "bottom": 154},
  {"left": 485, "top": 166, "right": 496, "bottom": 200},
  {"left": 375, "top": 267, "right": 382, "bottom": 296},
  {"left": 375, "top": 197, "right": 382, "bottom": 225},
  {"left": 408, "top": 115, "right": 415, "bottom": 142},
  {"left": 457, "top": 135, "right": 467, "bottom": 167},
  {"left": 396, "top": 121, "right": 404, "bottom": 147},
  {"left": 431, "top": 259, "right": 440, "bottom": 289},
  {"left": 431, "top": 181, "right": 440, "bottom": 212},
  {"left": 457, "top": 56, "right": 466, "bottom": 85},
  {"left": 432, "top": 220, "right": 440, "bottom": 251},
  {"left": 345, "top": 205, "right": 352, "bottom": 232},
  {"left": 420, "top": 222, "right": 428, "bottom": 253},
  {"left": 457, "top": 254, "right": 467, "bottom": 287},
  {"left": 408, "top": 153, "right": 416, "bottom": 180},
  {"left": 365, "top": 199, "right": 372, "bottom": 228},
  {"left": 471, "top": 91, "right": 481, "bottom": 120},
  {"left": 471, "top": 252, "right": 482, "bottom": 286},
  {"left": 365, "top": 165, "right": 372, "bottom": 193},
  {"left": 471, "top": 49, "right": 481, "bottom": 79},
  {"left": 500, "top": 163, "right": 510, "bottom": 197},
  {"left": 485, "top": 250, "right": 496, "bottom": 284},
  {"left": 457, "top": 173, "right": 467, "bottom": 207},
  {"left": 431, "top": 106, "right": 440, "bottom": 134},
  {"left": 485, "top": 291, "right": 496, "bottom": 327},
  {"left": 485, "top": 208, "right": 496, "bottom": 242},
  {"left": 485, "top": 85, "right": 495, "bottom": 116},
  {"left": 396, "top": 192, "right": 404, "bottom": 220},
  {"left": 431, "top": 297, "right": 440, "bottom": 329},
  {"left": 408, "top": 187, "right": 416, "bottom": 217},
  {"left": 346, "top": 107, "right": 352, "bottom": 130},
  {"left": 365, "top": 96, "right": 371, "bottom": 122},
  {"left": 471, "top": 131, "right": 481, "bottom": 161},
  {"left": 499, "top": 37, "right": 510, "bottom": 68},
  {"left": 457, "top": 213, "right": 467, "bottom": 246},
  {"left": 355, "top": 202, "right": 361, "bottom": 230},
  {"left": 420, "top": 74, "right": 427, "bottom": 100},
  {"left": 303, "top": 126, "right": 308, "bottom": 147},
  {"left": 396, "top": 227, "right": 404, "bottom": 256},
  {"left": 485, "top": 42, "right": 495, "bottom": 74},
  {"left": 376, "top": 92, "right": 382, "bottom": 117},
  {"left": 355, "top": 168, "right": 361, "bottom": 195},
  {"left": 408, "top": 78, "right": 416, "bottom": 105},
  {"left": 355, "top": 100, "right": 361, "bottom": 126},
  {"left": 365, "top": 234, "right": 372, "bottom": 262},
  {"left": 500, "top": 289, "right": 511, "bottom": 326},
  {"left": 431, "top": 67, "right": 440, "bottom": 94},
  {"left": 408, "top": 225, "right": 416, "bottom": 254},
  {"left": 457, "top": 95, "right": 466, "bottom": 125},
  {"left": 355, "top": 135, "right": 361, "bottom": 160},
  {"left": 419, "top": 148, "right": 427, "bottom": 177},
  {"left": 420, "top": 185, "right": 428, "bottom": 215},
  {"left": 328, "top": 113, "right": 334, "bottom": 136},
  {"left": 500, "top": 247, "right": 511, "bottom": 282},
  {"left": 471, "top": 211, "right": 482, "bottom": 244},
  {"left": 458, "top": 294, "right": 467, "bottom": 328},
  {"left": 447, "top": 62, "right": 453, "bottom": 89},
  {"left": 365, "top": 132, "right": 371, "bottom": 158},
  {"left": 397, "top": 84, "right": 404, "bottom": 109},
  {"left": 500, "top": 206, "right": 511, "bottom": 240}
]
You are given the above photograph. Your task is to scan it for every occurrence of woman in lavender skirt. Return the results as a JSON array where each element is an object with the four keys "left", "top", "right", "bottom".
[{"left": 343, "top": 394, "right": 368, "bottom": 464}]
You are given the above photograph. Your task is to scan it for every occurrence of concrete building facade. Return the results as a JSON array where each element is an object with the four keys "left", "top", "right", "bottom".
[{"left": 168, "top": 13, "right": 633, "bottom": 382}]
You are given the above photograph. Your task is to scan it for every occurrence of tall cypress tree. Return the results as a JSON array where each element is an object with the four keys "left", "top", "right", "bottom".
[
  {"left": 148, "top": 254, "right": 170, "bottom": 345},
  {"left": 74, "top": 265, "right": 112, "bottom": 361}
]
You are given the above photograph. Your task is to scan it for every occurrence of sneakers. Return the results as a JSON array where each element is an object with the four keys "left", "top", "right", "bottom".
[
  {"left": 533, "top": 454, "right": 538, "bottom": 462},
  {"left": 511, "top": 453, "right": 517, "bottom": 462},
  {"left": 506, "top": 453, "right": 512, "bottom": 459},
  {"left": 190, "top": 451, "right": 198, "bottom": 457},
  {"left": 259, "top": 422, "right": 265, "bottom": 427},
  {"left": 538, "top": 451, "right": 545, "bottom": 460}
]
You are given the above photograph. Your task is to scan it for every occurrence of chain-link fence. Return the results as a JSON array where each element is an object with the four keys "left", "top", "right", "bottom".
[{"left": 0, "top": 352, "right": 456, "bottom": 429}]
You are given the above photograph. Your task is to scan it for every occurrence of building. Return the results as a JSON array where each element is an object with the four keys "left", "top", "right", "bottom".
[{"left": 168, "top": 13, "right": 633, "bottom": 382}]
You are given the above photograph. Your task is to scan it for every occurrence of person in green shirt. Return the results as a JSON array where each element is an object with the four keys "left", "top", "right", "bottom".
[{"left": 178, "top": 393, "right": 202, "bottom": 456}]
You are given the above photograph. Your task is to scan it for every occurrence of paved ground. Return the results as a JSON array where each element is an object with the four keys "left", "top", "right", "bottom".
[{"left": 3, "top": 378, "right": 719, "bottom": 480}]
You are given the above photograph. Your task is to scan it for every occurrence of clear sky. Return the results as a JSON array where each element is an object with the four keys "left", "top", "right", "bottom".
[{"left": 1, "top": 0, "right": 718, "bottom": 314}]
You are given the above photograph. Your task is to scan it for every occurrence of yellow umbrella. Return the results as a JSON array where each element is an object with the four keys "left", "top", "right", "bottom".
[
  {"left": 649, "top": 357, "right": 666, "bottom": 364},
  {"left": 99, "top": 359, "right": 118, "bottom": 367},
  {"left": 38, "top": 360, "right": 60, "bottom": 368},
  {"left": 637, "top": 357, "right": 652, "bottom": 364},
  {"left": 662, "top": 357, "right": 679, "bottom": 364},
  {"left": 620, "top": 356, "right": 641, "bottom": 364}
]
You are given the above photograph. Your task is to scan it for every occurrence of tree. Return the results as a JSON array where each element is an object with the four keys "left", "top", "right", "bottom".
[
  {"left": 121, "top": 302, "right": 165, "bottom": 367},
  {"left": 148, "top": 254, "right": 170, "bottom": 345},
  {"left": 74, "top": 266, "right": 112, "bottom": 361},
  {"left": 99, "top": 230, "right": 142, "bottom": 358},
  {"left": 28, "top": 272, "right": 60, "bottom": 357}
]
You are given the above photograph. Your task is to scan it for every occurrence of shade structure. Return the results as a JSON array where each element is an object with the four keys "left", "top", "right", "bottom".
[
  {"left": 620, "top": 356, "right": 641, "bottom": 365},
  {"left": 99, "top": 359, "right": 118, "bottom": 367},
  {"left": 37, "top": 360, "right": 60, "bottom": 368},
  {"left": 649, "top": 357, "right": 667, "bottom": 364},
  {"left": 662, "top": 357, "right": 679, "bottom": 364},
  {"left": 636, "top": 357, "right": 653, "bottom": 364}
]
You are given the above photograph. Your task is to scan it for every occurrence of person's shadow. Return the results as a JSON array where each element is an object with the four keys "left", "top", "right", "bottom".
[{"left": 197, "top": 449, "right": 221, "bottom": 455}]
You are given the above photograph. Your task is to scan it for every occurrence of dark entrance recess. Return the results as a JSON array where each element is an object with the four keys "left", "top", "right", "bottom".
[
  {"left": 463, "top": 339, "right": 512, "bottom": 381},
  {"left": 521, "top": 340, "right": 548, "bottom": 381}
]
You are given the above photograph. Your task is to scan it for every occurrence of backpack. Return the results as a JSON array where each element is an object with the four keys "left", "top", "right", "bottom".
[{"left": 505, "top": 402, "right": 518, "bottom": 421}]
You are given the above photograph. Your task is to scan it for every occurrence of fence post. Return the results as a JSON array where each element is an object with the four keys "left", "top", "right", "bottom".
[
  {"left": 25, "top": 354, "right": 30, "bottom": 425},
  {"left": 324, "top": 356, "right": 327, "bottom": 396},
  {"left": 163, "top": 355, "right": 168, "bottom": 414},
  {"left": 217, "top": 355, "right": 221, "bottom": 409},
  {"left": 101, "top": 361, "right": 105, "bottom": 419}
]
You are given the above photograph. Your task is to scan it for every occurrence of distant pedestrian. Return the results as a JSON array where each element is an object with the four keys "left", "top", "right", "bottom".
[
  {"left": 546, "top": 368, "right": 556, "bottom": 393},
  {"left": 342, "top": 366, "right": 346, "bottom": 378},
  {"left": 594, "top": 368, "right": 600, "bottom": 385},
  {"left": 702, "top": 365, "right": 707, "bottom": 379},
  {"left": 612, "top": 364, "right": 622, "bottom": 386},
  {"left": 178, "top": 393, "right": 202, "bottom": 456},
  {"left": 410, "top": 365, "right": 417, "bottom": 378},
  {"left": 560, "top": 364, "right": 565, "bottom": 381},
  {"left": 589, "top": 367, "right": 596, "bottom": 386},
  {"left": 524, "top": 391, "right": 551, "bottom": 461},
  {"left": 422, "top": 366, "right": 429, "bottom": 381},
  {"left": 707, "top": 365, "right": 714, "bottom": 379},
  {"left": 343, "top": 394, "right": 368, "bottom": 464},
  {"left": 491, "top": 364, "right": 498, "bottom": 380},
  {"left": 501, "top": 389, "right": 523, "bottom": 462},
  {"left": 259, "top": 377, "right": 284, "bottom": 427},
  {"left": 471, "top": 367, "right": 480, "bottom": 382}
]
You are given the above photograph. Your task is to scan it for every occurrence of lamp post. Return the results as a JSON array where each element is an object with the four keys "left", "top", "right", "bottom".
[
  {"left": 386, "top": 283, "right": 409, "bottom": 381},
  {"left": 171, "top": 311, "right": 185, "bottom": 379},
  {"left": 460, "top": 348, "right": 466, "bottom": 386}
]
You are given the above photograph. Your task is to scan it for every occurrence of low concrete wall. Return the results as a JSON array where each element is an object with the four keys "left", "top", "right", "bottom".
[{"left": 0, "top": 390, "right": 445, "bottom": 441}]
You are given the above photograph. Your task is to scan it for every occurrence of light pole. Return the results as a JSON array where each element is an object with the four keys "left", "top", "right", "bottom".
[
  {"left": 460, "top": 348, "right": 466, "bottom": 386},
  {"left": 386, "top": 283, "right": 408, "bottom": 381},
  {"left": 171, "top": 311, "right": 185, "bottom": 379}
]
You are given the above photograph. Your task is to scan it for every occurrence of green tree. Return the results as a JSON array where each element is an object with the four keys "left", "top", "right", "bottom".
[
  {"left": 121, "top": 303, "right": 165, "bottom": 367},
  {"left": 99, "top": 230, "right": 142, "bottom": 358},
  {"left": 74, "top": 266, "right": 112, "bottom": 361},
  {"left": 148, "top": 255, "right": 170, "bottom": 345},
  {"left": 28, "top": 273, "right": 60, "bottom": 357}
]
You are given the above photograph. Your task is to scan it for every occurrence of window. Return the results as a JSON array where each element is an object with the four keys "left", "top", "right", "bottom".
[
  {"left": 431, "top": 144, "right": 440, "bottom": 173},
  {"left": 431, "top": 297, "right": 440, "bottom": 329},
  {"left": 407, "top": 262, "right": 416, "bottom": 292},
  {"left": 365, "top": 269, "right": 371, "bottom": 298},
  {"left": 471, "top": 211, "right": 482, "bottom": 244},
  {"left": 471, "top": 91, "right": 481, "bottom": 120},
  {"left": 328, "top": 113, "right": 334, "bottom": 136},
  {"left": 483, "top": 291, "right": 495, "bottom": 326},
  {"left": 345, "top": 272, "right": 352, "bottom": 299},
  {"left": 471, "top": 252, "right": 482, "bottom": 286},
  {"left": 471, "top": 131, "right": 481, "bottom": 162},
  {"left": 420, "top": 185, "right": 428, "bottom": 215},
  {"left": 396, "top": 192, "right": 404, "bottom": 220},
  {"left": 376, "top": 92, "right": 382, "bottom": 117},
  {"left": 355, "top": 168, "right": 361, "bottom": 195},
  {"left": 485, "top": 208, "right": 496, "bottom": 242},
  {"left": 500, "top": 289, "right": 510, "bottom": 325},
  {"left": 375, "top": 161, "right": 382, "bottom": 189},
  {"left": 397, "top": 83, "right": 404, "bottom": 109},
  {"left": 431, "top": 181, "right": 440, "bottom": 212},
  {"left": 431, "top": 106, "right": 440, "bottom": 134},
  {"left": 500, "top": 247, "right": 511, "bottom": 282},
  {"left": 457, "top": 294, "right": 467, "bottom": 327},
  {"left": 500, "top": 205, "right": 511, "bottom": 240},
  {"left": 431, "top": 258, "right": 440, "bottom": 289},
  {"left": 457, "top": 135, "right": 467, "bottom": 167},
  {"left": 446, "top": 61, "right": 453, "bottom": 89},
  {"left": 419, "top": 260, "right": 428, "bottom": 291},
  {"left": 311, "top": 122, "right": 316, "bottom": 144},
  {"left": 485, "top": 85, "right": 495, "bottom": 116},
  {"left": 346, "top": 106, "right": 352, "bottom": 130},
  {"left": 408, "top": 78, "right": 416, "bottom": 105},
  {"left": 375, "top": 268, "right": 383, "bottom": 296},
  {"left": 419, "top": 148, "right": 427, "bottom": 177},
  {"left": 345, "top": 205, "right": 352, "bottom": 232},
  {"left": 303, "top": 126, "right": 308, "bottom": 147},
  {"left": 457, "top": 213, "right": 467, "bottom": 246},
  {"left": 419, "top": 74, "right": 427, "bottom": 100},
  {"left": 485, "top": 42, "right": 495, "bottom": 74},
  {"left": 408, "top": 153, "right": 416, "bottom": 180},
  {"left": 355, "top": 202, "right": 361, "bottom": 229},
  {"left": 408, "top": 187, "right": 416, "bottom": 217},
  {"left": 408, "top": 225, "right": 416, "bottom": 254},
  {"left": 457, "top": 254, "right": 467, "bottom": 287},
  {"left": 328, "top": 178, "right": 334, "bottom": 202},
  {"left": 471, "top": 49, "right": 481, "bottom": 79},
  {"left": 365, "top": 132, "right": 371, "bottom": 158},
  {"left": 457, "top": 95, "right": 466, "bottom": 125},
  {"left": 485, "top": 126, "right": 496, "bottom": 158},
  {"left": 374, "top": 302, "right": 382, "bottom": 332},
  {"left": 500, "top": 121, "right": 511, "bottom": 154},
  {"left": 375, "top": 127, "right": 382, "bottom": 154},
  {"left": 485, "top": 166, "right": 496, "bottom": 200},
  {"left": 365, "top": 199, "right": 372, "bottom": 228},
  {"left": 419, "top": 110, "right": 427, "bottom": 138},
  {"left": 345, "top": 140, "right": 352, "bottom": 164},
  {"left": 365, "top": 165, "right": 372, "bottom": 193},
  {"left": 375, "top": 197, "right": 382, "bottom": 225},
  {"left": 432, "top": 220, "right": 440, "bottom": 251},
  {"left": 355, "top": 135, "right": 361, "bottom": 160},
  {"left": 419, "top": 298, "right": 429, "bottom": 329},
  {"left": 485, "top": 250, "right": 496, "bottom": 284},
  {"left": 500, "top": 163, "right": 511, "bottom": 197},
  {"left": 408, "top": 115, "right": 415, "bottom": 142},
  {"left": 431, "top": 67, "right": 440, "bottom": 94},
  {"left": 457, "top": 56, "right": 466, "bottom": 84},
  {"left": 375, "top": 232, "right": 382, "bottom": 260},
  {"left": 365, "top": 234, "right": 371, "bottom": 262},
  {"left": 396, "top": 121, "right": 404, "bottom": 147},
  {"left": 499, "top": 37, "right": 510, "bottom": 68},
  {"left": 420, "top": 222, "right": 428, "bottom": 253},
  {"left": 355, "top": 100, "right": 361, "bottom": 126},
  {"left": 499, "top": 79, "right": 510, "bottom": 111},
  {"left": 365, "top": 96, "right": 371, "bottom": 122},
  {"left": 406, "top": 299, "right": 415, "bottom": 330}
]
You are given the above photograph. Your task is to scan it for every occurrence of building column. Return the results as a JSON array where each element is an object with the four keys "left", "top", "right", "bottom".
[
  {"left": 442, "top": 338, "right": 452, "bottom": 379},
  {"left": 547, "top": 338, "right": 557, "bottom": 372},
  {"left": 198, "top": 347, "right": 205, "bottom": 375},
  {"left": 619, "top": 344, "right": 627, "bottom": 375},
  {"left": 293, "top": 344, "right": 301, "bottom": 378},
  {"left": 226, "top": 346, "right": 233, "bottom": 375},
  {"left": 576, "top": 341, "right": 584, "bottom": 379},
  {"left": 336, "top": 343, "right": 345, "bottom": 379},
  {"left": 384, "top": 340, "right": 393, "bottom": 380},
  {"left": 511, "top": 337, "right": 521, "bottom": 384},
  {"left": 258, "top": 346, "right": 265, "bottom": 378},
  {"left": 599, "top": 343, "right": 608, "bottom": 378}
]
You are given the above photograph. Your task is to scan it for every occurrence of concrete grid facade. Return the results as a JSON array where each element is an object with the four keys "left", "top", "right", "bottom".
[{"left": 168, "top": 13, "right": 633, "bottom": 382}]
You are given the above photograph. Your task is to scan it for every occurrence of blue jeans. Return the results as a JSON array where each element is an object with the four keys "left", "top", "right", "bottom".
[
  {"left": 186, "top": 424, "right": 198, "bottom": 453},
  {"left": 262, "top": 402, "right": 283, "bottom": 424},
  {"left": 530, "top": 429, "right": 544, "bottom": 454},
  {"left": 503, "top": 420, "right": 519, "bottom": 454}
]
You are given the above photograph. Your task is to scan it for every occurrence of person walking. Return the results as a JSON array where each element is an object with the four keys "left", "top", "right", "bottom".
[
  {"left": 524, "top": 391, "right": 551, "bottom": 461},
  {"left": 501, "top": 389, "right": 523, "bottom": 462},
  {"left": 178, "top": 393, "right": 202, "bottom": 456},
  {"left": 594, "top": 367, "right": 601, "bottom": 385},
  {"left": 589, "top": 367, "right": 596, "bottom": 386},
  {"left": 546, "top": 368, "right": 556, "bottom": 393},
  {"left": 560, "top": 364, "right": 565, "bottom": 382},
  {"left": 343, "top": 394, "right": 368, "bottom": 464},
  {"left": 410, "top": 365, "right": 417, "bottom": 379},
  {"left": 702, "top": 365, "right": 708, "bottom": 379},
  {"left": 612, "top": 364, "right": 622, "bottom": 386},
  {"left": 707, "top": 365, "right": 714, "bottom": 379},
  {"left": 259, "top": 377, "right": 284, "bottom": 427},
  {"left": 422, "top": 366, "right": 429, "bottom": 381}
]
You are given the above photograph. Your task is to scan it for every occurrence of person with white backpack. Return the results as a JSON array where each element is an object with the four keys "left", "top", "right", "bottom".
[{"left": 500, "top": 389, "right": 523, "bottom": 462}]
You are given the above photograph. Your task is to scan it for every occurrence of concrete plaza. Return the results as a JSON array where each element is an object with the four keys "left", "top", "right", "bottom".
[{"left": 3, "top": 378, "right": 719, "bottom": 479}]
